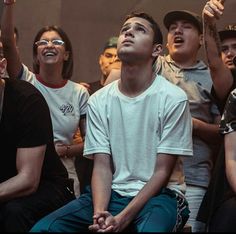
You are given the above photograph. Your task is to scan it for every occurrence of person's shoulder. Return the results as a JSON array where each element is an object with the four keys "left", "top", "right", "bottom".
[
  {"left": 156, "top": 75, "right": 188, "bottom": 100},
  {"left": 156, "top": 74, "right": 181, "bottom": 91},
  {"left": 5, "top": 78, "right": 49, "bottom": 114},
  {"left": 6, "top": 78, "right": 42, "bottom": 97},
  {"left": 89, "top": 80, "right": 117, "bottom": 101},
  {"left": 67, "top": 80, "right": 90, "bottom": 94}
]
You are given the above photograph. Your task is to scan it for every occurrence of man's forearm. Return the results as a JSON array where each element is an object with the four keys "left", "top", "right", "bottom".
[
  {"left": 116, "top": 155, "right": 176, "bottom": 227},
  {"left": 92, "top": 155, "right": 113, "bottom": 214},
  {"left": 204, "top": 20, "right": 222, "bottom": 68},
  {"left": 203, "top": 0, "right": 233, "bottom": 100},
  {"left": 0, "top": 174, "right": 37, "bottom": 202}
]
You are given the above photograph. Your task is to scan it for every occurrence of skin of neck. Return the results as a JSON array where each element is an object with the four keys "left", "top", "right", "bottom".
[
  {"left": 39, "top": 63, "right": 65, "bottom": 85},
  {"left": 119, "top": 61, "right": 154, "bottom": 97},
  {"left": 170, "top": 51, "right": 199, "bottom": 68}
]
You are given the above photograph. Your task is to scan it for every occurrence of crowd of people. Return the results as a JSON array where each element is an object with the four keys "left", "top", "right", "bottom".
[{"left": 0, "top": 0, "right": 236, "bottom": 232}]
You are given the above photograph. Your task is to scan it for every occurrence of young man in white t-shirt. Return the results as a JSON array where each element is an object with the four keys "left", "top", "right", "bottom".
[{"left": 31, "top": 12, "right": 193, "bottom": 233}]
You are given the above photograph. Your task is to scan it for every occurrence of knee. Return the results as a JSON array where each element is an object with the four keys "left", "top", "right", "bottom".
[
  {"left": 30, "top": 220, "right": 49, "bottom": 233},
  {"left": 30, "top": 218, "right": 68, "bottom": 233}
]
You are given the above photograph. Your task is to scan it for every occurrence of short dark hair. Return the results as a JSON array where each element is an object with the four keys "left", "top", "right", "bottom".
[
  {"left": 124, "top": 12, "right": 163, "bottom": 45},
  {"left": 103, "top": 36, "right": 118, "bottom": 51},
  {"left": 33, "top": 25, "right": 73, "bottom": 80}
]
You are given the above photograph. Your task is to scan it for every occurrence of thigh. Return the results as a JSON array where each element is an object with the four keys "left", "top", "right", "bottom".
[
  {"left": 108, "top": 190, "right": 133, "bottom": 216},
  {"left": 134, "top": 188, "right": 178, "bottom": 232},
  {"left": 31, "top": 186, "right": 94, "bottom": 232},
  {"left": 209, "top": 196, "right": 236, "bottom": 232}
]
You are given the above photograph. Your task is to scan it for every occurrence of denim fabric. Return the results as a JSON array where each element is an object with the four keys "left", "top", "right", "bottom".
[{"left": 31, "top": 186, "right": 189, "bottom": 232}]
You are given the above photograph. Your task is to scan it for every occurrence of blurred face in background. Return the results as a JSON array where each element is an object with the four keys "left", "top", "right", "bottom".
[
  {"left": 221, "top": 37, "right": 236, "bottom": 70},
  {"left": 99, "top": 47, "right": 121, "bottom": 78}
]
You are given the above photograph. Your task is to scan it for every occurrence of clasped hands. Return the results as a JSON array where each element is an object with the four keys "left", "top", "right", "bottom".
[{"left": 89, "top": 211, "right": 123, "bottom": 233}]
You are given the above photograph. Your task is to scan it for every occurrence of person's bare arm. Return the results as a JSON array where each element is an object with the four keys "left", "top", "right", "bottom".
[
  {"left": 55, "top": 117, "right": 86, "bottom": 159},
  {"left": 225, "top": 132, "right": 236, "bottom": 193},
  {"left": 115, "top": 154, "right": 176, "bottom": 229},
  {"left": 104, "top": 69, "right": 121, "bottom": 86},
  {"left": 1, "top": 1, "right": 23, "bottom": 78},
  {"left": 0, "top": 145, "right": 45, "bottom": 202},
  {"left": 202, "top": 0, "right": 233, "bottom": 100},
  {"left": 91, "top": 154, "right": 113, "bottom": 214},
  {"left": 89, "top": 153, "right": 177, "bottom": 232},
  {"left": 192, "top": 114, "right": 222, "bottom": 144},
  {"left": 88, "top": 153, "right": 113, "bottom": 231}
]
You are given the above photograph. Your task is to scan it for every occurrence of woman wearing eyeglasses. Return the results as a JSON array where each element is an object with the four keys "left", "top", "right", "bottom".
[{"left": 1, "top": 1, "right": 89, "bottom": 198}]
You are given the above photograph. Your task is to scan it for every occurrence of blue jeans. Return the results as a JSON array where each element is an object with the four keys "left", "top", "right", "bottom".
[{"left": 31, "top": 186, "right": 189, "bottom": 232}]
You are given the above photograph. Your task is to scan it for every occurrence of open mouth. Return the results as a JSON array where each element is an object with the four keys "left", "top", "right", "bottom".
[
  {"left": 43, "top": 51, "right": 57, "bottom": 57},
  {"left": 173, "top": 36, "right": 184, "bottom": 45}
]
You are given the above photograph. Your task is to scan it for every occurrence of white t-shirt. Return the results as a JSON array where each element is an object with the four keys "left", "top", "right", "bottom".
[
  {"left": 20, "top": 65, "right": 89, "bottom": 197},
  {"left": 84, "top": 75, "right": 193, "bottom": 197}
]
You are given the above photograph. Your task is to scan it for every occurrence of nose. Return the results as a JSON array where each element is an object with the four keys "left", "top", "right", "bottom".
[
  {"left": 125, "top": 27, "right": 134, "bottom": 38},
  {"left": 225, "top": 49, "right": 234, "bottom": 57},
  {"left": 174, "top": 25, "right": 183, "bottom": 34},
  {"left": 111, "top": 55, "right": 119, "bottom": 63},
  {"left": 46, "top": 41, "right": 55, "bottom": 47}
]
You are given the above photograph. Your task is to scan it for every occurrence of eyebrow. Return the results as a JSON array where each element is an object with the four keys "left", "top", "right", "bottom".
[{"left": 123, "top": 22, "right": 148, "bottom": 30}]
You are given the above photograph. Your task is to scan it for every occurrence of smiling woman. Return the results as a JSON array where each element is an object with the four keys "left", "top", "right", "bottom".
[{"left": 1, "top": 0, "right": 90, "bottom": 199}]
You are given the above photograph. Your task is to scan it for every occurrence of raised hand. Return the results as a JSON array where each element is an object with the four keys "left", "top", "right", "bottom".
[{"left": 203, "top": 0, "right": 225, "bottom": 22}]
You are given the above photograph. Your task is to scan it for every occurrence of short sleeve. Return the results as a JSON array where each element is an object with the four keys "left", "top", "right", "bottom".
[{"left": 219, "top": 89, "right": 236, "bottom": 135}]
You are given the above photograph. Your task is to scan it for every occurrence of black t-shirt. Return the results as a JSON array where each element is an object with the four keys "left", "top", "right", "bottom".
[
  {"left": 88, "top": 80, "right": 103, "bottom": 95},
  {"left": 197, "top": 69, "right": 236, "bottom": 223},
  {"left": 0, "top": 78, "right": 68, "bottom": 183}
]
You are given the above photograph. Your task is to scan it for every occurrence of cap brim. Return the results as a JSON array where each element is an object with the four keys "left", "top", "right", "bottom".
[
  {"left": 164, "top": 10, "right": 202, "bottom": 33},
  {"left": 219, "top": 30, "right": 236, "bottom": 41}
]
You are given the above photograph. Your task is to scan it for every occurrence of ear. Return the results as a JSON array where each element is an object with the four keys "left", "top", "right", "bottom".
[
  {"left": 152, "top": 43, "right": 163, "bottom": 57},
  {"left": 99, "top": 54, "right": 103, "bottom": 66},
  {"left": 64, "top": 51, "right": 70, "bottom": 61},
  {"left": 199, "top": 34, "right": 204, "bottom": 46}
]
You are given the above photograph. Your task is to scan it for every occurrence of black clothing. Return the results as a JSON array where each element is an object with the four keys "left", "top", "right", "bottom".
[
  {"left": 0, "top": 78, "right": 75, "bottom": 232},
  {"left": 197, "top": 69, "right": 236, "bottom": 232},
  {"left": 87, "top": 80, "right": 103, "bottom": 95},
  {"left": 211, "top": 68, "right": 236, "bottom": 114}
]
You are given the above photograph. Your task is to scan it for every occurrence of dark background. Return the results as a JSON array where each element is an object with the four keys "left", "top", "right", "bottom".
[{"left": 0, "top": 0, "right": 235, "bottom": 83}]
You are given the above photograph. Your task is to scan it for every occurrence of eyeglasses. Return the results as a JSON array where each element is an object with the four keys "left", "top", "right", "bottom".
[{"left": 35, "top": 39, "right": 65, "bottom": 47}]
